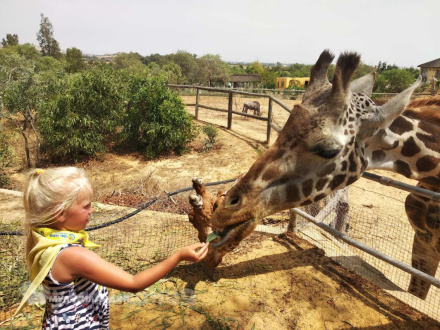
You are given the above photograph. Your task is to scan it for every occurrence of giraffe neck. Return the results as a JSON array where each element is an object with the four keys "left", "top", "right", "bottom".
[{"left": 365, "top": 111, "right": 440, "bottom": 190}]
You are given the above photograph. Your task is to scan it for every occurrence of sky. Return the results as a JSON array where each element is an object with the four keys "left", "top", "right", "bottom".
[{"left": 0, "top": 0, "right": 438, "bottom": 68}]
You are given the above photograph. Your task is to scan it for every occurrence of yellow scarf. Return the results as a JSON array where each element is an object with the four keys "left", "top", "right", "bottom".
[{"left": 14, "top": 228, "right": 99, "bottom": 316}]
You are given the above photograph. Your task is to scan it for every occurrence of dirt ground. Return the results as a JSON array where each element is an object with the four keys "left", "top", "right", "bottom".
[{"left": 1, "top": 94, "right": 440, "bottom": 329}]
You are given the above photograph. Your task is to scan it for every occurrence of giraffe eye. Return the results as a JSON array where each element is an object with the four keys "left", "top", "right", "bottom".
[
  {"left": 229, "top": 196, "right": 240, "bottom": 206},
  {"left": 309, "top": 140, "right": 341, "bottom": 159}
]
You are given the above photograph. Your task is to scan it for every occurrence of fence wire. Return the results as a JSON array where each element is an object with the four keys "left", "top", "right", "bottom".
[
  {"left": 252, "top": 185, "right": 440, "bottom": 322},
  {"left": 0, "top": 181, "right": 233, "bottom": 326},
  {"left": 1, "top": 178, "right": 440, "bottom": 326}
]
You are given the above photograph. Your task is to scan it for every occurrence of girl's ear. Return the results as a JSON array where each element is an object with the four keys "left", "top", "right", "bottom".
[
  {"left": 54, "top": 207, "right": 65, "bottom": 223},
  {"left": 55, "top": 213, "right": 65, "bottom": 223}
]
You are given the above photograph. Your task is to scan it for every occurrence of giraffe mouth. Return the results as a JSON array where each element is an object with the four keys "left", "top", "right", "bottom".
[{"left": 210, "top": 219, "right": 253, "bottom": 248}]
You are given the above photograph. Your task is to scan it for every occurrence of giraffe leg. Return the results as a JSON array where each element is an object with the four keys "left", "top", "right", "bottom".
[
  {"left": 405, "top": 192, "right": 440, "bottom": 299},
  {"left": 408, "top": 232, "right": 439, "bottom": 299}
]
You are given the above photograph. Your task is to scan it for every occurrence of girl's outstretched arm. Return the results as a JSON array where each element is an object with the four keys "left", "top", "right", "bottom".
[{"left": 51, "top": 242, "right": 209, "bottom": 293}]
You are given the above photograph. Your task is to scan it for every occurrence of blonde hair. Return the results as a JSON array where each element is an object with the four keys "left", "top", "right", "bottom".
[{"left": 23, "top": 167, "right": 93, "bottom": 268}]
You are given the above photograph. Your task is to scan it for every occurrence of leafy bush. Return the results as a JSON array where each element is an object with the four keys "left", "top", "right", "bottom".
[
  {"left": 38, "top": 65, "right": 123, "bottom": 162},
  {"left": 122, "top": 75, "right": 196, "bottom": 158},
  {"left": 374, "top": 69, "right": 415, "bottom": 93},
  {"left": 201, "top": 124, "right": 218, "bottom": 152}
]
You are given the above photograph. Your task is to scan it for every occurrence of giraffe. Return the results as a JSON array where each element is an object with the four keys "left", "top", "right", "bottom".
[
  {"left": 188, "top": 178, "right": 216, "bottom": 242},
  {"left": 206, "top": 49, "right": 440, "bottom": 300}
]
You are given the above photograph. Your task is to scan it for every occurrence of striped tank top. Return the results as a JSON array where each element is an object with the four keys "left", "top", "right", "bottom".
[{"left": 42, "top": 244, "right": 110, "bottom": 329}]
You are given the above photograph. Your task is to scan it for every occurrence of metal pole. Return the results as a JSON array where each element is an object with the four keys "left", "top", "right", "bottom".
[
  {"left": 291, "top": 207, "right": 440, "bottom": 289},
  {"left": 362, "top": 172, "right": 440, "bottom": 201}
]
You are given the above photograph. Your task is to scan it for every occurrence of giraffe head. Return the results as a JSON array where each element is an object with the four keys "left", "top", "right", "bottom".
[{"left": 208, "top": 50, "right": 421, "bottom": 257}]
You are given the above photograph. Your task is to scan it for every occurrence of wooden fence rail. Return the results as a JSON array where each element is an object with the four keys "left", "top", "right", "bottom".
[
  {"left": 169, "top": 84, "right": 434, "bottom": 144},
  {"left": 168, "top": 84, "right": 292, "bottom": 143}
]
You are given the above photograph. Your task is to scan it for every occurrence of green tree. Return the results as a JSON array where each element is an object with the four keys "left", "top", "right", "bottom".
[
  {"left": 246, "top": 61, "right": 265, "bottom": 75},
  {"left": 276, "top": 70, "right": 292, "bottom": 78},
  {"left": 147, "top": 62, "right": 162, "bottom": 76},
  {"left": 122, "top": 75, "right": 196, "bottom": 158},
  {"left": 167, "top": 51, "right": 199, "bottom": 84},
  {"left": 285, "top": 63, "right": 312, "bottom": 77},
  {"left": 37, "top": 14, "right": 62, "bottom": 59},
  {"left": 65, "top": 47, "right": 85, "bottom": 73},
  {"left": 227, "top": 64, "right": 246, "bottom": 75},
  {"left": 376, "top": 61, "right": 398, "bottom": 73},
  {"left": 113, "top": 52, "right": 147, "bottom": 74},
  {"left": 352, "top": 62, "right": 376, "bottom": 80},
  {"left": 198, "top": 54, "right": 229, "bottom": 86},
  {"left": 1, "top": 34, "right": 19, "bottom": 47},
  {"left": 1, "top": 60, "right": 43, "bottom": 167},
  {"left": 162, "top": 62, "right": 184, "bottom": 84},
  {"left": 0, "top": 44, "right": 40, "bottom": 63},
  {"left": 261, "top": 69, "right": 276, "bottom": 89},
  {"left": 0, "top": 46, "right": 50, "bottom": 167},
  {"left": 14, "top": 43, "right": 40, "bottom": 61},
  {"left": 404, "top": 67, "right": 420, "bottom": 79},
  {"left": 244, "top": 62, "right": 276, "bottom": 88},
  {"left": 375, "top": 69, "right": 415, "bottom": 93},
  {"left": 38, "top": 66, "right": 123, "bottom": 162},
  {"left": 35, "top": 55, "right": 64, "bottom": 72},
  {"left": 142, "top": 53, "right": 168, "bottom": 66}
]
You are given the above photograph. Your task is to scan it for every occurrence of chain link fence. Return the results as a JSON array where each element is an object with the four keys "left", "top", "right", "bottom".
[{"left": 1, "top": 176, "right": 440, "bottom": 326}]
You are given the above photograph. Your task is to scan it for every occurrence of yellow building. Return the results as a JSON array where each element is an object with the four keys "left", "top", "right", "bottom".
[
  {"left": 417, "top": 58, "right": 440, "bottom": 83},
  {"left": 276, "top": 77, "right": 310, "bottom": 90}
]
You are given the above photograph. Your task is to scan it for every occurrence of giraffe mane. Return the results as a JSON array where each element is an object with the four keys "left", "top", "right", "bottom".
[
  {"left": 403, "top": 96, "right": 440, "bottom": 126},
  {"left": 408, "top": 96, "right": 440, "bottom": 108}
]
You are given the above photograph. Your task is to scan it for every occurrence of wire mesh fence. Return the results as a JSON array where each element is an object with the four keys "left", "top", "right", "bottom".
[
  {"left": 1, "top": 177, "right": 440, "bottom": 326},
  {"left": 252, "top": 184, "right": 440, "bottom": 322},
  {"left": 0, "top": 181, "right": 233, "bottom": 326}
]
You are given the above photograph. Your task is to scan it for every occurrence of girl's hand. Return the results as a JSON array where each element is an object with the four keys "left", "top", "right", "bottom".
[{"left": 178, "top": 242, "right": 209, "bottom": 262}]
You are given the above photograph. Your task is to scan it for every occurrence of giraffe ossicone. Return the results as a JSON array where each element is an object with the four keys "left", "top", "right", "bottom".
[{"left": 206, "top": 49, "right": 440, "bottom": 300}]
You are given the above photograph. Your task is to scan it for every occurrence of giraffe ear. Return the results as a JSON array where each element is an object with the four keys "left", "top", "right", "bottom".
[
  {"left": 378, "top": 75, "right": 422, "bottom": 121},
  {"left": 357, "top": 76, "right": 422, "bottom": 138},
  {"left": 350, "top": 72, "right": 376, "bottom": 96}
]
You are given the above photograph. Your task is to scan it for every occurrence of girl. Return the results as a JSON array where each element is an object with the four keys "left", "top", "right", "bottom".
[{"left": 18, "top": 167, "right": 209, "bottom": 329}]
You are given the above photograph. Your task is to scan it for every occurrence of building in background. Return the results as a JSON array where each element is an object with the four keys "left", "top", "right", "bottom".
[
  {"left": 418, "top": 58, "right": 440, "bottom": 83},
  {"left": 276, "top": 77, "right": 310, "bottom": 90},
  {"left": 229, "top": 74, "right": 261, "bottom": 88}
]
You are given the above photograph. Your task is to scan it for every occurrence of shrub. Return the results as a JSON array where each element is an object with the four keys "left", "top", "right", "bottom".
[
  {"left": 38, "top": 65, "right": 123, "bottom": 162},
  {"left": 201, "top": 124, "right": 218, "bottom": 152},
  {"left": 122, "top": 75, "right": 196, "bottom": 158}
]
